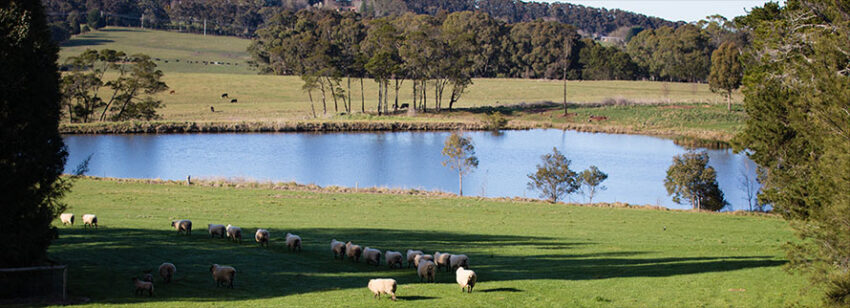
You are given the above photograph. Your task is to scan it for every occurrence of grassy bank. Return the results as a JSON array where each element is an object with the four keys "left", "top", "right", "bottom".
[{"left": 48, "top": 177, "right": 816, "bottom": 307}]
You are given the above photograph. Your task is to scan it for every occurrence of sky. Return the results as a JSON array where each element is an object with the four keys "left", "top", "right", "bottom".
[{"left": 536, "top": 1, "right": 772, "bottom": 23}]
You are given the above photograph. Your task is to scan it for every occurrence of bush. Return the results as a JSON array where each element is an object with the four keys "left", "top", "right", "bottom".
[{"left": 482, "top": 112, "right": 508, "bottom": 131}]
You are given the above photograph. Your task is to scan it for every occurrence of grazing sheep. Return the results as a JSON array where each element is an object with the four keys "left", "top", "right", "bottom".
[
  {"left": 331, "top": 239, "right": 346, "bottom": 259},
  {"left": 450, "top": 254, "right": 470, "bottom": 271},
  {"left": 346, "top": 241, "right": 363, "bottom": 263},
  {"left": 285, "top": 233, "right": 302, "bottom": 252},
  {"left": 171, "top": 219, "right": 192, "bottom": 235},
  {"left": 417, "top": 260, "right": 436, "bottom": 283},
  {"left": 255, "top": 229, "right": 270, "bottom": 247},
  {"left": 60, "top": 213, "right": 74, "bottom": 225},
  {"left": 132, "top": 277, "right": 154, "bottom": 296},
  {"left": 406, "top": 250, "right": 423, "bottom": 268},
  {"left": 226, "top": 224, "right": 242, "bottom": 243},
  {"left": 82, "top": 214, "right": 97, "bottom": 229},
  {"left": 414, "top": 254, "right": 434, "bottom": 268},
  {"left": 208, "top": 224, "right": 226, "bottom": 238},
  {"left": 385, "top": 251, "right": 403, "bottom": 269},
  {"left": 159, "top": 263, "right": 176, "bottom": 283},
  {"left": 456, "top": 267, "right": 477, "bottom": 293},
  {"left": 435, "top": 252, "right": 452, "bottom": 272},
  {"left": 367, "top": 278, "right": 397, "bottom": 301},
  {"left": 142, "top": 272, "right": 153, "bottom": 282},
  {"left": 230, "top": 98, "right": 238, "bottom": 103},
  {"left": 363, "top": 247, "right": 382, "bottom": 266},
  {"left": 210, "top": 264, "right": 236, "bottom": 288}
]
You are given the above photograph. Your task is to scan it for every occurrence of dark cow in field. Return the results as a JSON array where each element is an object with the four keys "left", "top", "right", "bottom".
[
  {"left": 399, "top": 103, "right": 409, "bottom": 109},
  {"left": 169, "top": 90, "right": 176, "bottom": 94},
  {"left": 210, "top": 106, "right": 215, "bottom": 112},
  {"left": 588, "top": 115, "right": 608, "bottom": 122},
  {"left": 230, "top": 99, "right": 238, "bottom": 103},
  {"left": 221, "top": 93, "right": 228, "bottom": 98}
]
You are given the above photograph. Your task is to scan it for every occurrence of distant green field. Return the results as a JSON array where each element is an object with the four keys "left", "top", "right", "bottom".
[{"left": 47, "top": 178, "right": 817, "bottom": 307}]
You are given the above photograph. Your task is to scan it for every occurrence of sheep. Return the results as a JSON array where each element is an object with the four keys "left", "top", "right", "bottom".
[
  {"left": 414, "top": 254, "right": 433, "bottom": 268},
  {"left": 171, "top": 219, "right": 192, "bottom": 235},
  {"left": 450, "top": 254, "right": 470, "bottom": 271},
  {"left": 417, "top": 260, "right": 436, "bottom": 283},
  {"left": 434, "top": 252, "right": 452, "bottom": 272},
  {"left": 82, "top": 214, "right": 97, "bottom": 229},
  {"left": 226, "top": 224, "right": 242, "bottom": 243},
  {"left": 345, "top": 241, "right": 362, "bottom": 263},
  {"left": 60, "top": 213, "right": 74, "bottom": 226},
  {"left": 210, "top": 264, "right": 236, "bottom": 288},
  {"left": 255, "top": 229, "right": 270, "bottom": 247},
  {"left": 456, "top": 267, "right": 477, "bottom": 293},
  {"left": 363, "top": 247, "right": 382, "bottom": 266},
  {"left": 331, "top": 239, "right": 346, "bottom": 259},
  {"left": 406, "top": 250, "right": 423, "bottom": 268},
  {"left": 208, "top": 224, "right": 226, "bottom": 238},
  {"left": 132, "top": 277, "right": 154, "bottom": 296},
  {"left": 142, "top": 272, "right": 153, "bottom": 282},
  {"left": 159, "top": 262, "right": 176, "bottom": 283},
  {"left": 285, "top": 233, "right": 302, "bottom": 252},
  {"left": 367, "top": 278, "right": 397, "bottom": 301},
  {"left": 385, "top": 251, "right": 403, "bottom": 269}
]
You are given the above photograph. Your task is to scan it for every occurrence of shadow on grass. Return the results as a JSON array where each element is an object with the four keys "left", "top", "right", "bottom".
[
  {"left": 395, "top": 295, "right": 439, "bottom": 301},
  {"left": 479, "top": 287, "right": 523, "bottom": 293},
  {"left": 60, "top": 38, "right": 115, "bottom": 48},
  {"left": 47, "top": 226, "right": 784, "bottom": 304}
]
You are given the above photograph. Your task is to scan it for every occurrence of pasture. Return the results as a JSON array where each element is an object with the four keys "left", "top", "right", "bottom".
[{"left": 48, "top": 178, "right": 817, "bottom": 307}]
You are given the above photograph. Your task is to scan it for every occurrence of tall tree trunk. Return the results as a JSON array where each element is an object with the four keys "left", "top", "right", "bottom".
[
  {"left": 393, "top": 78, "right": 399, "bottom": 111},
  {"left": 377, "top": 80, "right": 382, "bottom": 116},
  {"left": 307, "top": 90, "right": 317, "bottom": 118},
  {"left": 327, "top": 77, "right": 339, "bottom": 113},
  {"left": 319, "top": 80, "right": 327, "bottom": 115},
  {"left": 346, "top": 77, "right": 352, "bottom": 113},
  {"left": 459, "top": 173, "right": 463, "bottom": 196},
  {"left": 360, "top": 78, "right": 365, "bottom": 113},
  {"left": 726, "top": 90, "right": 732, "bottom": 112},
  {"left": 383, "top": 80, "right": 389, "bottom": 115},
  {"left": 412, "top": 80, "right": 417, "bottom": 111},
  {"left": 422, "top": 80, "right": 427, "bottom": 113}
]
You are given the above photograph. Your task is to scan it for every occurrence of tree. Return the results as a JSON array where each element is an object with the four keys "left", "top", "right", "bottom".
[
  {"left": 0, "top": 0, "right": 70, "bottom": 267},
  {"left": 732, "top": 1, "right": 850, "bottom": 304},
  {"left": 527, "top": 147, "right": 580, "bottom": 203},
  {"left": 708, "top": 41, "right": 742, "bottom": 111},
  {"left": 663, "top": 151, "right": 727, "bottom": 211},
  {"left": 87, "top": 8, "right": 104, "bottom": 29},
  {"left": 579, "top": 165, "right": 608, "bottom": 203},
  {"left": 441, "top": 131, "right": 478, "bottom": 196}
]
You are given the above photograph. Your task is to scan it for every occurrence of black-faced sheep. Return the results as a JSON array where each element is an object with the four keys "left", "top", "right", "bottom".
[
  {"left": 434, "top": 252, "right": 452, "bottom": 272},
  {"left": 368, "top": 278, "right": 397, "bottom": 301},
  {"left": 208, "top": 224, "right": 226, "bottom": 238},
  {"left": 455, "top": 267, "right": 477, "bottom": 293},
  {"left": 346, "top": 241, "right": 363, "bottom": 263},
  {"left": 285, "top": 233, "right": 302, "bottom": 252},
  {"left": 450, "top": 254, "right": 470, "bottom": 271},
  {"left": 414, "top": 254, "right": 434, "bottom": 268},
  {"left": 132, "top": 277, "right": 154, "bottom": 296},
  {"left": 226, "top": 224, "right": 242, "bottom": 243},
  {"left": 142, "top": 272, "right": 153, "bottom": 282},
  {"left": 385, "top": 251, "right": 403, "bottom": 269},
  {"left": 83, "top": 214, "right": 97, "bottom": 229},
  {"left": 363, "top": 247, "right": 382, "bottom": 266},
  {"left": 406, "top": 250, "right": 423, "bottom": 268},
  {"left": 60, "top": 213, "right": 74, "bottom": 225},
  {"left": 331, "top": 239, "right": 346, "bottom": 259},
  {"left": 255, "top": 229, "right": 270, "bottom": 247},
  {"left": 210, "top": 264, "right": 236, "bottom": 288},
  {"left": 171, "top": 219, "right": 192, "bottom": 235},
  {"left": 159, "top": 262, "right": 176, "bottom": 283},
  {"left": 417, "top": 260, "right": 436, "bottom": 283}
]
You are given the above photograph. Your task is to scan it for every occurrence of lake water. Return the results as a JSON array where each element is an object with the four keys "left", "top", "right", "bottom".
[{"left": 63, "top": 129, "right": 759, "bottom": 211}]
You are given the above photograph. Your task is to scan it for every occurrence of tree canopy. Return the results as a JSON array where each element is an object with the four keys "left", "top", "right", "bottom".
[
  {"left": 664, "top": 151, "right": 727, "bottom": 211},
  {"left": 527, "top": 147, "right": 580, "bottom": 203}
]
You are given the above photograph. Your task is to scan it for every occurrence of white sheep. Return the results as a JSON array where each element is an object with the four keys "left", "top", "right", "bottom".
[
  {"left": 363, "top": 247, "right": 382, "bottom": 266},
  {"left": 450, "top": 254, "right": 470, "bottom": 271},
  {"left": 417, "top": 260, "right": 436, "bottom": 283},
  {"left": 406, "top": 250, "right": 423, "bottom": 268},
  {"left": 132, "top": 277, "right": 154, "bottom": 296},
  {"left": 285, "top": 233, "right": 302, "bottom": 252},
  {"left": 82, "top": 214, "right": 97, "bottom": 229},
  {"left": 226, "top": 224, "right": 242, "bottom": 243},
  {"left": 210, "top": 264, "right": 236, "bottom": 288},
  {"left": 367, "top": 278, "right": 397, "bottom": 301},
  {"left": 456, "top": 267, "right": 477, "bottom": 293},
  {"left": 434, "top": 251, "right": 452, "bottom": 272},
  {"left": 385, "top": 251, "right": 403, "bottom": 269},
  {"left": 255, "top": 229, "right": 270, "bottom": 247},
  {"left": 208, "top": 224, "right": 226, "bottom": 238},
  {"left": 171, "top": 219, "right": 192, "bottom": 235},
  {"left": 346, "top": 241, "right": 362, "bottom": 263},
  {"left": 331, "top": 239, "right": 346, "bottom": 259},
  {"left": 159, "top": 262, "right": 176, "bottom": 283},
  {"left": 60, "top": 213, "right": 74, "bottom": 226},
  {"left": 414, "top": 254, "right": 434, "bottom": 268}
]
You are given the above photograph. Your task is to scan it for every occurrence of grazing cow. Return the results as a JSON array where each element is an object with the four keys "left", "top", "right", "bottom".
[
  {"left": 169, "top": 90, "right": 176, "bottom": 94},
  {"left": 588, "top": 115, "right": 608, "bottom": 122},
  {"left": 230, "top": 99, "right": 238, "bottom": 103},
  {"left": 221, "top": 93, "right": 228, "bottom": 99},
  {"left": 399, "top": 103, "right": 409, "bottom": 109},
  {"left": 210, "top": 106, "right": 215, "bottom": 112}
]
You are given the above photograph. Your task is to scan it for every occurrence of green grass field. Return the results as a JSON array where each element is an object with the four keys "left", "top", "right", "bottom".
[
  {"left": 59, "top": 28, "right": 745, "bottom": 140},
  {"left": 47, "top": 178, "right": 818, "bottom": 307}
]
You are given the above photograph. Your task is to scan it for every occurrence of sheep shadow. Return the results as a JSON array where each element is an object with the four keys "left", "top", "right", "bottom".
[
  {"left": 47, "top": 226, "right": 786, "bottom": 304},
  {"left": 396, "top": 295, "right": 439, "bottom": 301}
]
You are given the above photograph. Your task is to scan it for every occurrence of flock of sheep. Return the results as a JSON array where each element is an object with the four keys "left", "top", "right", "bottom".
[{"left": 59, "top": 213, "right": 477, "bottom": 301}]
